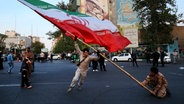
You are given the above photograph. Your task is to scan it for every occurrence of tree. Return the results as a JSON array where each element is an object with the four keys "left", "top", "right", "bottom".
[
  {"left": 133, "top": 0, "right": 180, "bottom": 47},
  {"left": 9, "top": 42, "right": 17, "bottom": 52},
  {"left": 56, "top": 1, "right": 67, "bottom": 10},
  {"left": 31, "top": 41, "right": 45, "bottom": 54},
  {"left": 0, "top": 33, "right": 7, "bottom": 51},
  {"left": 53, "top": 35, "right": 75, "bottom": 53}
]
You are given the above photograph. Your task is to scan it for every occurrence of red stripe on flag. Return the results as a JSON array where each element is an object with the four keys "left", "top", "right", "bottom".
[{"left": 35, "top": 11, "right": 131, "bottom": 52}]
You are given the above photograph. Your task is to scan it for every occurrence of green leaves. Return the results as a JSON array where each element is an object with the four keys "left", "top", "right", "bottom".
[{"left": 132, "top": 0, "right": 179, "bottom": 45}]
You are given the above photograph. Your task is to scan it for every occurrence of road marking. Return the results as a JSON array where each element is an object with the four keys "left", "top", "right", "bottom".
[
  {"left": 105, "top": 85, "right": 110, "bottom": 88},
  {"left": 170, "top": 72, "right": 184, "bottom": 76},
  {"left": 0, "top": 84, "right": 20, "bottom": 87},
  {"left": 0, "top": 82, "right": 69, "bottom": 87},
  {"left": 179, "top": 67, "right": 184, "bottom": 70}
]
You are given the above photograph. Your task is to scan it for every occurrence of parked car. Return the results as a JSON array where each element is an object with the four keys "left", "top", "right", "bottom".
[
  {"left": 52, "top": 54, "right": 61, "bottom": 60},
  {"left": 111, "top": 53, "right": 132, "bottom": 62},
  {"left": 158, "top": 54, "right": 171, "bottom": 63}
]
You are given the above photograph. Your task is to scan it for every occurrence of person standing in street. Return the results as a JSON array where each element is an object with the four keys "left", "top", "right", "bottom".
[
  {"left": 152, "top": 49, "right": 160, "bottom": 67},
  {"left": 49, "top": 52, "right": 53, "bottom": 63},
  {"left": 98, "top": 52, "right": 106, "bottom": 71},
  {"left": 173, "top": 49, "right": 178, "bottom": 64},
  {"left": 141, "top": 67, "right": 170, "bottom": 98},
  {"left": 22, "top": 47, "right": 34, "bottom": 79},
  {"left": 7, "top": 51, "right": 14, "bottom": 73},
  {"left": 20, "top": 58, "right": 32, "bottom": 89},
  {"left": 160, "top": 49, "right": 166, "bottom": 67},
  {"left": 145, "top": 50, "right": 151, "bottom": 63},
  {"left": 131, "top": 50, "right": 138, "bottom": 67},
  {"left": 67, "top": 37, "right": 99, "bottom": 93},
  {"left": 92, "top": 51, "right": 98, "bottom": 72},
  {"left": 0, "top": 51, "right": 4, "bottom": 70}
]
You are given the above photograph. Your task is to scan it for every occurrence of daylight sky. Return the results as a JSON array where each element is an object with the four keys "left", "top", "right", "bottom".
[{"left": 0, "top": 0, "right": 183, "bottom": 50}]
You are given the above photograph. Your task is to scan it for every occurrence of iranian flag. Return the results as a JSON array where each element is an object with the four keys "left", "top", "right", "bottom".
[{"left": 18, "top": 0, "right": 131, "bottom": 52}]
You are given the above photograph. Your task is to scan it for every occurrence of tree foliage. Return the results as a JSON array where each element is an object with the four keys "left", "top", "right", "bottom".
[
  {"left": 53, "top": 35, "right": 75, "bottom": 53},
  {"left": 31, "top": 41, "right": 45, "bottom": 54},
  {"left": 0, "top": 33, "right": 7, "bottom": 50},
  {"left": 133, "top": 0, "right": 179, "bottom": 46}
]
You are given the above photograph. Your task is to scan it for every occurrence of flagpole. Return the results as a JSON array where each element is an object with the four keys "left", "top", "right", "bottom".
[{"left": 66, "top": 31, "right": 155, "bottom": 96}]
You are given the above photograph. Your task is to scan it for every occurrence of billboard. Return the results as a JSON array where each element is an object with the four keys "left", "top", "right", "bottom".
[
  {"left": 116, "top": 0, "right": 139, "bottom": 48},
  {"left": 80, "top": 0, "right": 109, "bottom": 20}
]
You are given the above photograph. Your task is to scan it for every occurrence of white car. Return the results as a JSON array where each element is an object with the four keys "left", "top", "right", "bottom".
[
  {"left": 158, "top": 54, "right": 171, "bottom": 63},
  {"left": 111, "top": 53, "right": 132, "bottom": 62},
  {"left": 52, "top": 54, "right": 61, "bottom": 60}
]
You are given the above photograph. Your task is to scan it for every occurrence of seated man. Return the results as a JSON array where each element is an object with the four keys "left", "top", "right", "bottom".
[{"left": 142, "top": 67, "right": 170, "bottom": 98}]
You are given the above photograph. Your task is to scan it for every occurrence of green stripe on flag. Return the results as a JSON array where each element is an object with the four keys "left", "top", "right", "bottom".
[
  {"left": 24, "top": 0, "right": 89, "bottom": 17},
  {"left": 25, "top": 0, "right": 58, "bottom": 10}
]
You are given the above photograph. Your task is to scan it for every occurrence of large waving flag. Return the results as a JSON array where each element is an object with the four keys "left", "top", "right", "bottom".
[{"left": 18, "top": 0, "right": 131, "bottom": 52}]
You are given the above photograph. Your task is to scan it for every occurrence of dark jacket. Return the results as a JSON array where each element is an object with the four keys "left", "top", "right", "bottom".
[{"left": 21, "top": 59, "right": 29, "bottom": 71}]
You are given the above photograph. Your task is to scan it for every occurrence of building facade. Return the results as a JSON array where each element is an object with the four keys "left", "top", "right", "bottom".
[
  {"left": 69, "top": 1, "right": 184, "bottom": 53},
  {"left": 4, "top": 30, "right": 40, "bottom": 50},
  {"left": 171, "top": 26, "right": 184, "bottom": 51}
]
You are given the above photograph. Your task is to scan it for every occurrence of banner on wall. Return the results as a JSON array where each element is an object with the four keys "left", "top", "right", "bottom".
[
  {"left": 80, "top": 0, "right": 109, "bottom": 20},
  {"left": 116, "top": 0, "right": 139, "bottom": 48},
  {"left": 124, "top": 28, "right": 138, "bottom": 47}
]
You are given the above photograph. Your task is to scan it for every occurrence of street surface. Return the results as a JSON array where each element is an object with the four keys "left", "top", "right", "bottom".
[{"left": 0, "top": 59, "right": 184, "bottom": 104}]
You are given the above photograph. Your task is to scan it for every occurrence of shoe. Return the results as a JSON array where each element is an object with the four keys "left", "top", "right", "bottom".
[
  {"left": 67, "top": 87, "right": 73, "bottom": 93},
  {"left": 27, "top": 86, "right": 32, "bottom": 89}
]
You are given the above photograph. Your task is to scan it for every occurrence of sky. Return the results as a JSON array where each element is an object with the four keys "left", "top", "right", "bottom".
[{"left": 0, "top": 0, "right": 183, "bottom": 51}]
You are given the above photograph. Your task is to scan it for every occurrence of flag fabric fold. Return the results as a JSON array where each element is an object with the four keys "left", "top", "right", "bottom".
[{"left": 18, "top": 0, "right": 131, "bottom": 52}]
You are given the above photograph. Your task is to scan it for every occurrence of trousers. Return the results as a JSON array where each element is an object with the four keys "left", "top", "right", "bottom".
[{"left": 69, "top": 68, "right": 87, "bottom": 88}]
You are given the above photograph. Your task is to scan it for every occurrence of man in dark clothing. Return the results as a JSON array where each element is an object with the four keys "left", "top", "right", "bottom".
[
  {"left": 152, "top": 50, "right": 160, "bottom": 67},
  {"left": 131, "top": 51, "right": 138, "bottom": 67},
  {"left": 145, "top": 51, "right": 151, "bottom": 63},
  {"left": 98, "top": 52, "right": 106, "bottom": 71},
  {"left": 160, "top": 49, "right": 166, "bottom": 67},
  {"left": 0, "top": 51, "right": 4, "bottom": 70},
  {"left": 20, "top": 58, "right": 32, "bottom": 89}
]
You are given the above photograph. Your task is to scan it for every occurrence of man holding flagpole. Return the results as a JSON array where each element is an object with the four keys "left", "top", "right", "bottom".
[{"left": 67, "top": 37, "right": 99, "bottom": 93}]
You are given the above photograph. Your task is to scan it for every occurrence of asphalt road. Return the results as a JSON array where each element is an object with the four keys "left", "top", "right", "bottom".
[{"left": 0, "top": 59, "right": 184, "bottom": 104}]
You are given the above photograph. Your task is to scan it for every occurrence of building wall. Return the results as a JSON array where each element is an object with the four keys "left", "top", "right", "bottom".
[
  {"left": 109, "top": 0, "right": 117, "bottom": 25},
  {"left": 4, "top": 30, "right": 32, "bottom": 50},
  {"left": 4, "top": 36, "right": 32, "bottom": 49},
  {"left": 5, "top": 30, "right": 17, "bottom": 37},
  {"left": 30, "top": 36, "right": 40, "bottom": 43},
  {"left": 171, "top": 26, "right": 184, "bottom": 50},
  {"left": 4, "top": 37, "right": 18, "bottom": 49}
]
